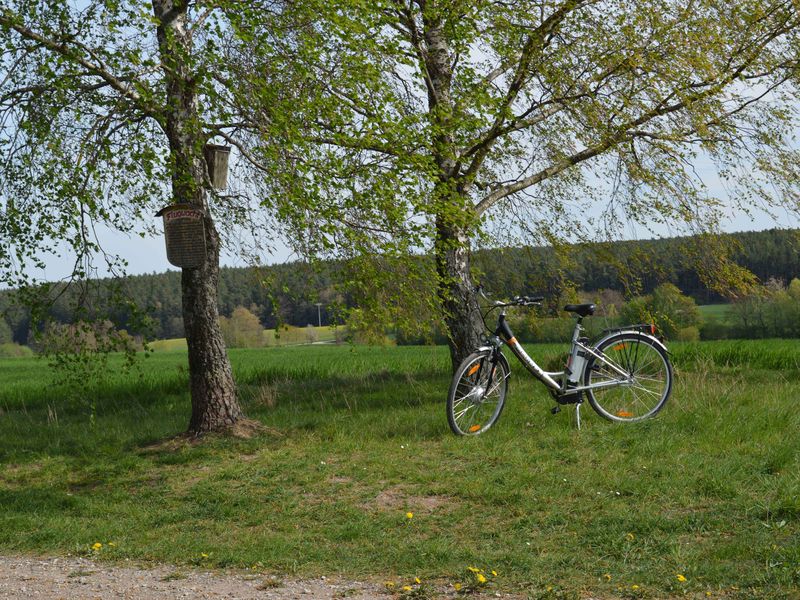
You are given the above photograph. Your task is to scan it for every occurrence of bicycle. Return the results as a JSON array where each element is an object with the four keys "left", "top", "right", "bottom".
[{"left": 446, "top": 289, "right": 673, "bottom": 435}]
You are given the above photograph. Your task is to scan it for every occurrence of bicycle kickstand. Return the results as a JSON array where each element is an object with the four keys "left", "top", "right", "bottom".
[{"left": 575, "top": 401, "right": 582, "bottom": 431}]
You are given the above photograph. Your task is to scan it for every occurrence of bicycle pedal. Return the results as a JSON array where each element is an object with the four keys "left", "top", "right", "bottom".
[
  {"left": 555, "top": 391, "right": 583, "bottom": 405},
  {"left": 550, "top": 405, "right": 561, "bottom": 415}
]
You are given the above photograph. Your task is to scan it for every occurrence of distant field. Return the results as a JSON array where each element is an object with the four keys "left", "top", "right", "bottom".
[
  {"left": 147, "top": 325, "right": 339, "bottom": 352},
  {"left": 698, "top": 303, "right": 733, "bottom": 320},
  {"left": 263, "top": 324, "right": 339, "bottom": 345},
  {"left": 0, "top": 341, "right": 797, "bottom": 598},
  {"left": 148, "top": 337, "right": 188, "bottom": 352}
]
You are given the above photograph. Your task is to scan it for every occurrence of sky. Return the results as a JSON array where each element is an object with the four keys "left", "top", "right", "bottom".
[
  {"left": 31, "top": 181, "right": 798, "bottom": 283},
  {"left": 26, "top": 151, "right": 800, "bottom": 282},
  {"left": 8, "top": 2, "right": 799, "bottom": 284}
]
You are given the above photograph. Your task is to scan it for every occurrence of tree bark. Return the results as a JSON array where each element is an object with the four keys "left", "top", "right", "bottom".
[
  {"left": 153, "top": 0, "right": 241, "bottom": 433},
  {"left": 423, "top": 15, "right": 484, "bottom": 371},
  {"left": 435, "top": 217, "right": 484, "bottom": 371},
  {"left": 182, "top": 219, "right": 241, "bottom": 432}
]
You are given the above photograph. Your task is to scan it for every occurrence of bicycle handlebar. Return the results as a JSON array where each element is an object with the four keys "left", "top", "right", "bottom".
[
  {"left": 513, "top": 295, "right": 545, "bottom": 306},
  {"left": 476, "top": 286, "right": 543, "bottom": 307}
]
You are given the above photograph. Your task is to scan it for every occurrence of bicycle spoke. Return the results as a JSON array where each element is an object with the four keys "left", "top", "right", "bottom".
[
  {"left": 447, "top": 352, "right": 510, "bottom": 435},
  {"left": 587, "top": 335, "right": 671, "bottom": 422},
  {"left": 454, "top": 404, "right": 474, "bottom": 420},
  {"left": 630, "top": 383, "right": 662, "bottom": 397},
  {"left": 633, "top": 374, "right": 665, "bottom": 383}
]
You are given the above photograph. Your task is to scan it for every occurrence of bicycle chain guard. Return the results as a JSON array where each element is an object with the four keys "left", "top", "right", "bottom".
[{"left": 550, "top": 382, "right": 584, "bottom": 405}]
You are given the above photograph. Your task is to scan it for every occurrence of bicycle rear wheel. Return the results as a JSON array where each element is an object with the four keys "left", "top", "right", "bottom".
[
  {"left": 447, "top": 351, "right": 509, "bottom": 435},
  {"left": 584, "top": 333, "right": 672, "bottom": 422}
]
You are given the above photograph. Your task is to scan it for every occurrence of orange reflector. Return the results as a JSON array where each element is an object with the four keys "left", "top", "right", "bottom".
[
  {"left": 612, "top": 343, "right": 629, "bottom": 351},
  {"left": 469, "top": 425, "right": 482, "bottom": 432},
  {"left": 650, "top": 323, "right": 656, "bottom": 335},
  {"left": 467, "top": 364, "right": 480, "bottom": 376},
  {"left": 617, "top": 411, "right": 633, "bottom": 417}
]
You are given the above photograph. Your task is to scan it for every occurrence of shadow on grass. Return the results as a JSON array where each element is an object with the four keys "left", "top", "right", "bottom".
[{"left": 0, "top": 365, "right": 453, "bottom": 463}]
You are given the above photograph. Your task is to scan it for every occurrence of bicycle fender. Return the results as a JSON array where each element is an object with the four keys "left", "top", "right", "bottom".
[
  {"left": 593, "top": 330, "right": 669, "bottom": 355},
  {"left": 473, "top": 347, "right": 511, "bottom": 376}
]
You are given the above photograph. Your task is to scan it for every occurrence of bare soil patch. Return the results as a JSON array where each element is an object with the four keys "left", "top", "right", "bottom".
[{"left": 0, "top": 555, "right": 393, "bottom": 599}]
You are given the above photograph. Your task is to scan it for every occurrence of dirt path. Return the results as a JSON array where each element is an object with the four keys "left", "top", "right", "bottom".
[{"left": 0, "top": 555, "right": 399, "bottom": 599}]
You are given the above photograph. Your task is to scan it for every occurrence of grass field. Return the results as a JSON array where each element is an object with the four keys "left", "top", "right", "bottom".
[
  {"left": 148, "top": 325, "right": 339, "bottom": 353},
  {"left": 698, "top": 304, "right": 733, "bottom": 320},
  {"left": 0, "top": 341, "right": 798, "bottom": 598}
]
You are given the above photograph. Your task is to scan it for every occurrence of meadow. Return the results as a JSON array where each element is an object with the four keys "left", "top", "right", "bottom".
[
  {"left": 0, "top": 340, "right": 798, "bottom": 598},
  {"left": 147, "top": 324, "right": 339, "bottom": 352}
]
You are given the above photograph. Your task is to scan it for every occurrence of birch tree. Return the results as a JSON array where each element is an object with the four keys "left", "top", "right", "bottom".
[
  {"left": 0, "top": 1, "right": 407, "bottom": 432},
  {"left": 290, "top": 0, "right": 800, "bottom": 369}
]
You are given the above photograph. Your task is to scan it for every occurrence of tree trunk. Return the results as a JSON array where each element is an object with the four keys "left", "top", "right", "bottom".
[
  {"left": 435, "top": 217, "right": 484, "bottom": 372},
  {"left": 423, "top": 18, "right": 484, "bottom": 371},
  {"left": 183, "top": 216, "right": 241, "bottom": 432},
  {"left": 153, "top": 0, "right": 241, "bottom": 433}
]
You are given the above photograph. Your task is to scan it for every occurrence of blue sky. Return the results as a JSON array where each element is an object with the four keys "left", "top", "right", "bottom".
[
  {"left": 28, "top": 148, "right": 800, "bottom": 282},
  {"left": 32, "top": 200, "right": 797, "bottom": 282}
]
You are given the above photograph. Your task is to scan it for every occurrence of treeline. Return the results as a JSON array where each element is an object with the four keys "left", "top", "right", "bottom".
[
  {"left": 713, "top": 278, "right": 800, "bottom": 339},
  {"left": 1, "top": 228, "right": 798, "bottom": 345},
  {"left": 0, "top": 262, "right": 342, "bottom": 346},
  {"left": 474, "top": 228, "right": 800, "bottom": 305}
]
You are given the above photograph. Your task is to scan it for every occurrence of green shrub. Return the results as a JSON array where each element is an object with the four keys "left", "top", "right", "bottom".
[
  {"left": 0, "top": 342, "right": 34, "bottom": 358},
  {"left": 675, "top": 326, "right": 700, "bottom": 342},
  {"left": 220, "top": 307, "right": 264, "bottom": 348},
  {"left": 699, "top": 315, "right": 732, "bottom": 340},
  {"left": 620, "top": 283, "right": 701, "bottom": 339},
  {"left": 729, "top": 277, "right": 800, "bottom": 339}
]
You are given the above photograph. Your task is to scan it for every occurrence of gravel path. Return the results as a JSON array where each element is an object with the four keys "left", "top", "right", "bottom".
[{"left": 0, "top": 556, "right": 398, "bottom": 599}]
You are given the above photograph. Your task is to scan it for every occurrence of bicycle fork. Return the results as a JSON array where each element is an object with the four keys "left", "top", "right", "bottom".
[{"left": 472, "top": 351, "right": 501, "bottom": 403}]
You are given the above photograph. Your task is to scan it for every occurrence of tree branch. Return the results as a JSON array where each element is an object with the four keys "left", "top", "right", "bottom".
[
  {"left": 474, "top": 9, "right": 800, "bottom": 216},
  {"left": 0, "top": 10, "right": 159, "bottom": 118},
  {"left": 460, "top": 0, "right": 593, "bottom": 184},
  {"left": 215, "top": 130, "right": 272, "bottom": 173}
]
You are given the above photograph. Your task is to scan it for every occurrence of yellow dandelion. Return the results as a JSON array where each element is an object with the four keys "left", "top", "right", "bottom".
[
  {"left": 402, "top": 585, "right": 412, "bottom": 591},
  {"left": 676, "top": 574, "right": 687, "bottom": 582},
  {"left": 476, "top": 573, "right": 487, "bottom": 584},
  {"left": 705, "top": 593, "right": 712, "bottom": 598},
  {"left": 453, "top": 582, "right": 462, "bottom": 591},
  {"left": 200, "top": 553, "right": 209, "bottom": 558},
  {"left": 415, "top": 577, "right": 421, "bottom": 584},
  {"left": 107, "top": 542, "right": 116, "bottom": 547},
  {"left": 384, "top": 581, "right": 395, "bottom": 589},
  {"left": 467, "top": 566, "right": 480, "bottom": 573},
  {"left": 491, "top": 570, "right": 498, "bottom": 577},
  {"left": 406, "top": 512, "right": 413, "bottom": 519},
  {"left": 92, "top": 542, "right": 102, "bottom": 550},
  {"left": 603, "top": 573, "right": 612, "bottom": 582},
  {"left": 632, "top": 584, "right": 640, "bottom": 590},
  {"left": 625, "top": 532, "right": 635, "bottom": 541},
  {"left": 546, "top": 585, "right": 553, "bottom": 592}
]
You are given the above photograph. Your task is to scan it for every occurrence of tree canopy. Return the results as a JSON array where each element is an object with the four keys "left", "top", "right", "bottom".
[
  {"left": 267, "top": 0, "right": 800, "bottom": 367},
  {"left": 0, "top": 0, "right": 401, "bottom": 431},
  {"left": 3, "top": 0, "right": 800, "bottom": 381}
]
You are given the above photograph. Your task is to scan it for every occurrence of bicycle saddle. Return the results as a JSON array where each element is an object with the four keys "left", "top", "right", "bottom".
[{"left": 563, "top": 303, "right": 595, "bottom": 317}]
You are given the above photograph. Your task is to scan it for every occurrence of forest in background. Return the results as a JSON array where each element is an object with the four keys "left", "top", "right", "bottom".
[{"left": 0, "top": 228, "right": 798, "bottom": 348}]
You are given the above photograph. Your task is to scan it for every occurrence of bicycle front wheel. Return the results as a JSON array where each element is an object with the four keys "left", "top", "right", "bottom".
[
  {"left": 447, "top": 351, "right": 510, "bottom": 435},
  {"left": 584, "top": 333, "right": 672, "bottom": 422}
]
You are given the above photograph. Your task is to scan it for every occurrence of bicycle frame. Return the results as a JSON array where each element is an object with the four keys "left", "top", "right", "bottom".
[
  {"left": 446, "top": 290, "right": 674, "bottom": 434},
  {"left": 479, "top": 310, "right": 665, "bottom": 397}
]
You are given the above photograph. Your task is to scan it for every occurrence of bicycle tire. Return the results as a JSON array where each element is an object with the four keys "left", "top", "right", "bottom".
[
  {"left": 584, "top": 333, "right": 672, "bottom": 422},
  {"left": 447, "top": 350, "right": 510, "bottom": 435}
]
